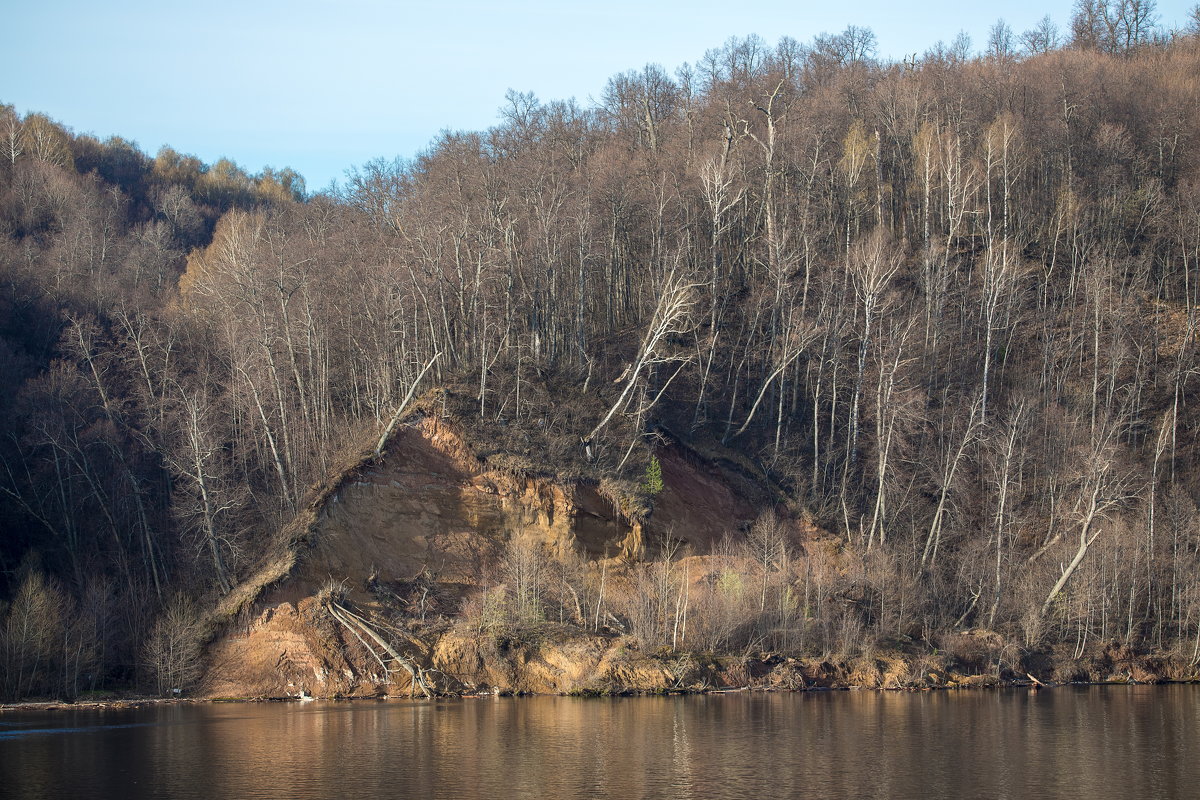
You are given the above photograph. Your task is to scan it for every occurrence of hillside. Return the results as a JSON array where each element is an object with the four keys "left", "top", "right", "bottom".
[{"left": 5, "top": 18, "right": 1200, "bottom": 698}]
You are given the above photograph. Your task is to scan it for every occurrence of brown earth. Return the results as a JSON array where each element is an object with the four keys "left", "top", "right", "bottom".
[{"left": 199, "top": 414, "right": 766, "bottom": 699}]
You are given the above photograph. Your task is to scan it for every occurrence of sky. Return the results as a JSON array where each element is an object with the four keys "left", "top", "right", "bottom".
[{"left": 2, "top": 0, "right": 1196, "bottom": 193}]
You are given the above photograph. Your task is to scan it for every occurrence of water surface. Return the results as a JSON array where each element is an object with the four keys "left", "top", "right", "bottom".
[{"left": 1, "top": 686, "right": 1196, "bottom": 799}]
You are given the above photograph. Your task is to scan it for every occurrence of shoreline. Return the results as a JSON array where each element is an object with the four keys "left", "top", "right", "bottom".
[{"left": 6, "top": 677, "right": 1199, "bottom": 711}]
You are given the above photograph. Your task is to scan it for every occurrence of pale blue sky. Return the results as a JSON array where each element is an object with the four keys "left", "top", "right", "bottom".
[{"left": 2, "top": 1, "right": 1195, "bottom": 192}]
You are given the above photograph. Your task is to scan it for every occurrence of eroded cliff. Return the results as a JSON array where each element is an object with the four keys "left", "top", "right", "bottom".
[{"left": 200, "top": 413, "right": 765, "bottom": 698}]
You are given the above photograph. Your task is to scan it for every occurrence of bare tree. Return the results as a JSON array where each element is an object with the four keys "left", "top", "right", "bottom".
[
  {"left": 846, "top": 229, "right": 901, "bottom": 471},
  {"left": 143, "top": 595, "right": 205, "bottom": 695},
  {"left": 1038, "top": 424, "right": 1137, "bottom": 618},
  {"left": 1021, "top": 15, "right": 1062, "bottom": 54},
  {"left": 585, "top": 267, "right": 697, "bottom": 445},
  {"left": 161, "top": 376, "right": 244, "bottom": 594}
]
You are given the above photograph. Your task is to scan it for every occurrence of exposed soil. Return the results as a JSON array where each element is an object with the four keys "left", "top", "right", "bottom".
[
  {"left": 198, "top": 414, "right": 766, "bottom": 699},
  {"left": 647, "top": 444, "right": 761, "bottom": 552}
]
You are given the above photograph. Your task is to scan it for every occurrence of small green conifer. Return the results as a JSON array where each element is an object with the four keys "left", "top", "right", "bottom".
[{"left": 642, "top": 454, "right": 664, "bottom": 496}]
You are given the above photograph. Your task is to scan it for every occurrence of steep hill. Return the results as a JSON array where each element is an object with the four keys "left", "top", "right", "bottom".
[{"left": 7, "top": 23, "right": 1200, "bottom": 699}]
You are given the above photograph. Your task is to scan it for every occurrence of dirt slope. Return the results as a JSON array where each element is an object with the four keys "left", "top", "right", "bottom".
[{"left": 200, "top": 414, "right": 764, "bottom": 698}]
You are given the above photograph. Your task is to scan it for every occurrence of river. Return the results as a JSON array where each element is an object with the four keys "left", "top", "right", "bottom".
[{"left": 1, "top": 686, "right": 1197, "bottom": 799}]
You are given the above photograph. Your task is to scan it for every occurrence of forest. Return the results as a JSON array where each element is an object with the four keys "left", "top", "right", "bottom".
[{"left": 4, "top": 1, "right": 1200, "bottom": 698}]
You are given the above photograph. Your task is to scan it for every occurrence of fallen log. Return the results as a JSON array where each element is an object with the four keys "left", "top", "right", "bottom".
[{"left": 327, "top": 600, "right": 434, "bottom": 698}]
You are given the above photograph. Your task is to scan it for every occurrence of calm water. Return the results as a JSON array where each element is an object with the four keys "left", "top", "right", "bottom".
[{"left": 1, "top": 686, "right": 1197, "bottom": 799}]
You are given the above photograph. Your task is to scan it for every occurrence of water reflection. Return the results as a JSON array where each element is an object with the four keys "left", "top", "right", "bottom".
[{"left": 1, "top": 686, "right": 1197, "bottom": 799}]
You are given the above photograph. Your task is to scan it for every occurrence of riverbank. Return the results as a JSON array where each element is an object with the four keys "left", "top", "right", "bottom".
[
  {"left": 6, "top": 680, "right": 1200, "bottom": 711},
  {"left": 7, "top": 642, "right": 1198, "bottom": 709},
  {"left": 0, "top": 697, "right": 195, "bottom": 712}
]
